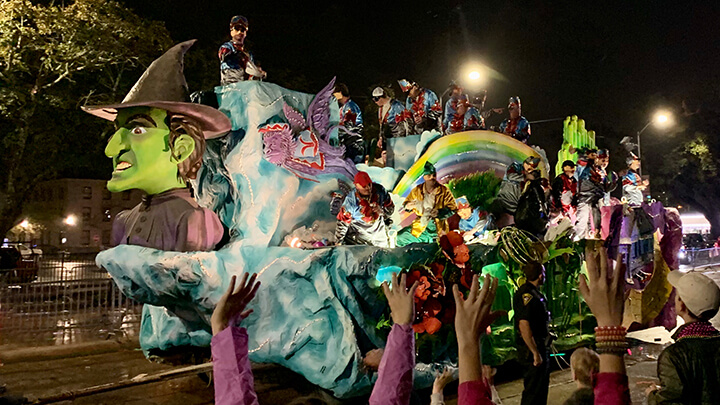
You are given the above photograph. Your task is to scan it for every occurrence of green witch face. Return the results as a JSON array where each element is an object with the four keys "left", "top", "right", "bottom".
[{"left": 105, "top": 107, "right": 195, "bottom": 195}]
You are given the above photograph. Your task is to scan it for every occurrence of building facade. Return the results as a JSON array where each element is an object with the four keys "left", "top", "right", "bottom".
[{"left": 17, "top": 179, "right": 143, "bottom": 252}]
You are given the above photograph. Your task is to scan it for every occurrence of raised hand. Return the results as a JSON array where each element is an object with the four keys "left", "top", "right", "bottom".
[
  {"left": 211, "top": 273, "right": 261, "bottom": 335},
  {"left": 381, "top": 272, "right": 419, "bottom": 325},
  {"left": 432, "top": 367, "right": 456, "bottom": 394},
  {"left": 578, "top": 240, "right": 626, "bottom": 327},
  {"left": 453, "top": 274, "right": 505, "bottom": 346}
]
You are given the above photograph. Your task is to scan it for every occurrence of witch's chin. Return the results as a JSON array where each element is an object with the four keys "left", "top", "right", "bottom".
[{"left": 106, "top": 178, "right": 130, "bottom": 193}]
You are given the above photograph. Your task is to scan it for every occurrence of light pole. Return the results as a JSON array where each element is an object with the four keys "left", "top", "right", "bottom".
[{"left": 636, "top": 111, "right": 671, "bottom": 176}]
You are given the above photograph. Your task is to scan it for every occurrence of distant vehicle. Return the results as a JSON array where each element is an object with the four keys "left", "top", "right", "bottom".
[
  {"left": 0, "top": 246, "right": 38, "bottom": 284},
  {"left": 16, "top": 243, "right": 43, "bottom": 258},
  {"left": 683, "top": 233, "right": 710, "bottom": 250}
]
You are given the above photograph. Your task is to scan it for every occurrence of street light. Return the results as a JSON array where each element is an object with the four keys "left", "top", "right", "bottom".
[
  {"left": 636, "top": 110, "right": 673, "bottom": 176},
  {"left": 468, "top": 71, "right": 481, "bottom": 81},
  {"left": 64, "top": 215, "right": 77, "bottom": 226}
]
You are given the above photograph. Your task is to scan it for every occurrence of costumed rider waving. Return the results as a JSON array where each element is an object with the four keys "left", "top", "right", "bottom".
[
  {"left": 335, "top": 171, "right": 395, "bottom": 247},
  {"left": 498, "top": 96, "right": 531, "bottom": 144},
  {"left": 82, "top": 40, "right": 230, "bottom": 356},
  {"left": 398, "top": 79, "right": 442, "bottom": 133},
  {"left": 218, "top": 15, "right": 266, "bottom": 85},
  {"left": 396, "top": 162, "right": 457, "bottom": 246}
]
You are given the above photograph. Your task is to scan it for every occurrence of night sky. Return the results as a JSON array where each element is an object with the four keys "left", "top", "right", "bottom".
[{"left": 119, "top": 0, "right": 720, "bottom": 173}]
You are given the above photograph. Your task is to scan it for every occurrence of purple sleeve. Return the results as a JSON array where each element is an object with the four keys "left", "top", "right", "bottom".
[
  {"left": 211, "top": 327, "right": 259, "bottom": 405},
  {"left": 176, "top": 208, "right": 224, "bottom": 252},
  {"left": 593, "top": 372, "right": 630, "bottom": 405},
  {"left": 111, "top": 210, "right": 129, "bottom": 247},
  {"left": 458, "top": 380, "right": 494, "bottom": 405},
  {"left": 369, "top": 323, "right": 415, "bottom": 405}
]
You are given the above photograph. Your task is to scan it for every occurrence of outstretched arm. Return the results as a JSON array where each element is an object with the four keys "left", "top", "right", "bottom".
[
  {"left": 211, "top": 274, "right": 261, "bottom": 405},
  {"left": 579, "top": 241, "right": 631, "bottom": 405},
  {"left": 369, "top": 273, "right": 418, "bottom": 405},
  {"left": 454, "top": 274, "right": 505, "bottom": 405}
]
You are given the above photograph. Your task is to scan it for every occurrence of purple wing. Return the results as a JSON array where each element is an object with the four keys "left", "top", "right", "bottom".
[
  {"left": 283, "top": 103, "right": 307, "bottom": 134},
  {"left": 307, "top": 77, "right": 336, "bottom": 141}
]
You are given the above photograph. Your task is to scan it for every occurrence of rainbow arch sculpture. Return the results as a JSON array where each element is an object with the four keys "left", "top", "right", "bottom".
[{"left": 392, "top": 130, "right": 548, "bottom": 198}]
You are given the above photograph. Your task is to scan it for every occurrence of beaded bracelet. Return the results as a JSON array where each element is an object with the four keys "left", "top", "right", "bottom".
[{"left": 594, "top": 325, "right": 628, "bottom": 356}]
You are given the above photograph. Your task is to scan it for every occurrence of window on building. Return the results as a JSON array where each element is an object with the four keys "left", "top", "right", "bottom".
[
  {"left": 82, "top": 186, "right": 92, "bottom": 199},
  {"left": 102, "top": 230, "right": 111, "bottom": 246},
  {"left": 102, "top": 188, "right": 111, "bottom": 200},
  {"left": 82, "top": 207, "right": 91, "bottom": 222},
  {"left": 81, "top": 230, "right": 91, "bottom": 246},
  {"left": 103, "top": 209, "right": 111, "bottom": 222},
  {"left": 122, "top": 190, "right": 131, "bottom": 201}
]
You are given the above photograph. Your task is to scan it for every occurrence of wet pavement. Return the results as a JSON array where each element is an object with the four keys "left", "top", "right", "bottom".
[{"left": 0, "top": 343, "right": 662, "bottom": 404}]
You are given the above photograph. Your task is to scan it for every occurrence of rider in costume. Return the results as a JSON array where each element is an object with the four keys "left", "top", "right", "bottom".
[
  {"left": 335, "top": 171, "right": 395, "bottom": 247},
  {"left": 398, "top": 79, "right": 442, "bottom": 133},
  {"left": 498, "top": 96, "right": 531, "bottom": 143},
  {"left": 396, "top": 162, "right": 457, "bottom": 246},
  {"left": 218, "top": 15, "right": 266, "bottom": 85},
  {"left": 372, "top": 86, "right": 412, "bottom": 152},
  {"left": 332, "top": 83, "right": 365, "bottom": 163}
]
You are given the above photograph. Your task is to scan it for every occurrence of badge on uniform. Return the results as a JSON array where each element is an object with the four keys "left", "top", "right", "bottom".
[{"left": 523, "top": 293, "right": 533, "bottom": 306}]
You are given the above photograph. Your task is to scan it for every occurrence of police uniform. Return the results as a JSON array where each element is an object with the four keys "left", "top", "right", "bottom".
[{"left": 513, "top": 282, "right": 551, "bottom": 405}]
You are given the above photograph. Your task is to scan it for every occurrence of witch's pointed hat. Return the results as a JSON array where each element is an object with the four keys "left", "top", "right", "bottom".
[{"left": 82, "top": 40, "right": 231, "bottom": 139}]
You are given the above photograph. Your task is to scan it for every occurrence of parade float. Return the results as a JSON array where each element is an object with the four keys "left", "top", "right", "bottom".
[{"left": 91, "top": 42, "right": 682, "bottom": 398}]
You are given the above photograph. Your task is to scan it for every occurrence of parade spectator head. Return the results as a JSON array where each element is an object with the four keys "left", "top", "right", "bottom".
[
  {"left": 570, "top": 348, "right": 599, "bottom": 388},
  {"left": 523, "top": 156, "right": 541, "bottom": 174},
  {"left": 353, "top": 171, "right": 373, "bottom": 197},
  {"left": 626, "top": 153, "right": 641, "bottom": 170},
  {"left": 523, "top": 261, "right": 545, "bottom": 284},
  {"left": 372, "top": 87, "right": 389, "bottom": 106},
  {"left": 562, "top": 160, "right": 576, "bottom": 176},
  {"left": 422, "top": 162, "right": 438, "bottom": 187},
  {"left": 508, "top": 96, "right": 521, "bottom": 118},
  {"left": 229, "top": 15, "right": 249, "bottom": 43},
  {"left": 456, "top": 196, "right": 472, "bottom": 219},
  {"left": 669, "top": 271, "right": 720, "bottom": 322},
  {"left": 333, "top": 83, "right": 350, "bottom": 104},
  {"left": 440, "top": 230, "right": 470, "bottom": 265},
  {"left": 597, "top": 149, "right": 610, "bottom": 168}
]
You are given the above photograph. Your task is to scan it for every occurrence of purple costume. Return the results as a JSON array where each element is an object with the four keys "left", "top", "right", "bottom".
[{"left": 112, "top": 188, "right": 224, "bottom": 352}]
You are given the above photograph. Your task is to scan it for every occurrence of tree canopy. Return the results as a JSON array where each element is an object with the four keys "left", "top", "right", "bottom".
[{"left": 0, "top": 0, "right": 172, "bottom": 238}]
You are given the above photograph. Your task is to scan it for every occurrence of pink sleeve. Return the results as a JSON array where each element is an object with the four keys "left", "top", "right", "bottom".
[
  {"left": 211, "top": 327, "right": 259, "bottom": 405},
  {"left": 369, "top": 323, "right": 415, "bottom": 405},
  {"left": 458, "top": 380, "right": 494, "bottom": 405},
  {"left": 594, "top": 372, "right": 630, "bottom": 405}
]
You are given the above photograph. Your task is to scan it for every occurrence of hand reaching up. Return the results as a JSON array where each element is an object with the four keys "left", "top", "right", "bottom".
[
  {"left": 453, "top": 274, "right": 505, "bottom": 346},
  {"left": 453, "top": 274, "right": 505, "bottom": 384},
  {"left": 578, "top": 240, "right": 626, "bottom": 327},
  {"left": 381, "top": 272, "right": 419, "bottom": 325},
  {"left": 432, "top": 367, "right": 456, "bottom": 394},
  {"left": 211, "top": 273, "right": 261, "bottom": 335}
]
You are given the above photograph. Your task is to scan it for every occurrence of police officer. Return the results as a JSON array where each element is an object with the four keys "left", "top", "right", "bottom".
[{"left": 513, "top": 262, "right": 551, "bottom": 405}]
